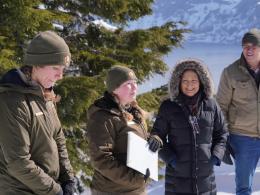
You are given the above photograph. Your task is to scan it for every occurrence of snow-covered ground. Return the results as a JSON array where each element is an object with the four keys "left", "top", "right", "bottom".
[
  {"left": 148, "top": 163, "right": 260, "bottom": 195},
  {"left": 83, "top": 163, "right": 260, "bottom": 195}
]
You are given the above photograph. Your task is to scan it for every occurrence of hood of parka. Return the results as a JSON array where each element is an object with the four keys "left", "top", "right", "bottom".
[
  {"left": 168, "top": 59, "right": 214, "bottom": 101},
  {"left": 0, "top": 68, "right": 45, "bottom": 98}
]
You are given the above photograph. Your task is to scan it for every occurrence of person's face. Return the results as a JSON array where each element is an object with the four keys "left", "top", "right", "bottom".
[
  {"left": 32, "top": 65, "right": 65, "bottom": 88},
  {"left": 242, "top": 43, "right": 260, "bottom": 68},
  {"left": 180, "top": 70, "right": 200, "bottom": 97},
  {"left": 113, "top": 79, "right": 137, "bottom": 105}
]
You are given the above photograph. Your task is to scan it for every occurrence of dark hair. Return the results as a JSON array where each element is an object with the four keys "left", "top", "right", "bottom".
[{"left": 20, "top": 65, "right": 32, "bottom": 80}]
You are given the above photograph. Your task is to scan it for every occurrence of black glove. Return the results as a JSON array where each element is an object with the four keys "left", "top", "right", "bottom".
[
  {"left": 144, "top": 168, "right": 150, "bottom": 183},
  {"left": 169, "top": 158, "right": 176, "bottom": 168},
  {"left": 56, "top": 188, "right": 63, "bottom": 195},
  {"left": 62, "top": 180, "right": 76, "bottom": 195},
  {"left": 210, "top": 155, "right": 221, "bottom": 166},
  {"left": 148, "top": 136, "right": 162, "bottom": 152}
]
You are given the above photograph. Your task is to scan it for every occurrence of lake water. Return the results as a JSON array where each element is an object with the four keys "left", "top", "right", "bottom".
[{"left": 139, "top": 43, "right": 241, "bottom": 94}]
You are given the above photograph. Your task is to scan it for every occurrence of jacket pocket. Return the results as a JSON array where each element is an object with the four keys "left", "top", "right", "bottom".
[{"left": 233, "top": 80, "right": 251, "bottom": 100}]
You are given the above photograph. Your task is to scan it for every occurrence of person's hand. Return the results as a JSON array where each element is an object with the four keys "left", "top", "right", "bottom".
[
  {"left": 210, "top": 155, "right": 220, "bottom": 166},
  {"left": 56, "top": 188, "right": 63, "bottom": 195},
  {"left": 61, "top": 180, "right": 76, "bottom": 195},
  {"left": 169, "top": 159, "right": 176, "bottom": 168},
  {"left": 144, "top": 168, "right": 150, "bottom": 183},
  {"left": 148, "top": 135, "right": 162, "bottom": 152}
]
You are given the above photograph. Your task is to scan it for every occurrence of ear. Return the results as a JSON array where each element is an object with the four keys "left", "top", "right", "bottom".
[
  {"left": 32, "top": 66, "right": 42, "bottom": 72},
  {"left": 113, "top": 87, "right": 119, "bottom": 95},
  {"left": 31, "top": 66, "right": 40, "bottom": 81}
]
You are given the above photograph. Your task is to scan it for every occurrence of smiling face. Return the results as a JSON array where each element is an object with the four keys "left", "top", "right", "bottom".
[
  {"left": 113, "top": 79, "right": 137, "bottom": 105},
  {"left": 180, "top": 70, "right": 200, "bottom": 97},
  {"left": 32, "top": 65, "right": 65, "bottom": 89},
  {"left": 242, "top": 43, "right": 260, "bottom": 69}
]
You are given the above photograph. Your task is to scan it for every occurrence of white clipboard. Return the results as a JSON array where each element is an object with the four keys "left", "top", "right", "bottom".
[{"left": 127, "top": 131, "right": 158, "bottom": 181}]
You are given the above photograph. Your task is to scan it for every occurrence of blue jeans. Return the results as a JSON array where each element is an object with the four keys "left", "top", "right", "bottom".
[{"left": 230, "top": 134, "right": 260, "bottom": 195}]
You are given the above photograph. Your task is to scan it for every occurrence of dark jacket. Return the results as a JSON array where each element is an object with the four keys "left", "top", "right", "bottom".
[
  {"left": 151, "top": 60, "right": 228, "bottom": 195},
  {"left": 0, "top": 69, "right": 74, "bottom": 195},
  {"left": 86, "top": 92, "right": 148, "bottom": 195}
]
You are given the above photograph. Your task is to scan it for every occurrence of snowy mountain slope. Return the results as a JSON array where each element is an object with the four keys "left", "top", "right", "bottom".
[{"left": 129, "top": 0, "right": 260, "bottom": 44}]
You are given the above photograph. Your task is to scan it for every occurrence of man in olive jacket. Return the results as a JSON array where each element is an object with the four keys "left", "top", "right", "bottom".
[
  {"left": 217, "top": 28, "right": 260, "bottom": 195},
  {"left": 0, "top": 31, "right": 75, "bottom": 195}
]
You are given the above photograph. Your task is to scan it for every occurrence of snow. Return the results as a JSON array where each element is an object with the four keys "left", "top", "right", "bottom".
[
  {"left": 187, "top": 3, "right": 219, "bottom": 28},
  {"left": 92, "top": 19, "right": 117, "bottom": 32},
  {"left": 38, "top": 4, "right": 45, "bottom": 9},
  {"left": 128, "top": 0, "right": 260, "bottom": 44},
  {"left": 82, "top": 163, "right": 260, "bottom": 194},
  {"left": 147, "top": 163, "right": 260, "bottom": 195},
  {"left": 53, "top": 23, "right": 64, "bottom": 31},
  {"left": 218, "top": 193, "right": 260, "bottom": 195}
]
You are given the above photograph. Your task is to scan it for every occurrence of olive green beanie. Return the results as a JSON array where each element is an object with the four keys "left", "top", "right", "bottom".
[
  {"left": 24, "top": 31, "right": 71, "bottom": 67},
  {"left": 242, "top": 28, "right": 260, "bottom": 46},
  {"left": 106, "top": 65, "right": 137, "bottom": 93}
]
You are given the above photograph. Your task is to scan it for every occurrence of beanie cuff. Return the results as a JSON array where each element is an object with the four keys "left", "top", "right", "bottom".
[
  {"left": 24, "top": 52, "right": 71, "bottom": 67},
  {"left": 106, "top": 66, "right": 137, "bottom": 92}
]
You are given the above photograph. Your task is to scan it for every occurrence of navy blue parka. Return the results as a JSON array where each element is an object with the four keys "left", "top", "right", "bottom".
[{"left": 151, "top": 60, "right": 228, "bottom": 195}]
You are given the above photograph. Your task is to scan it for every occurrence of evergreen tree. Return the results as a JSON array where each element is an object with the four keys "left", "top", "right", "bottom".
[{"left": 0, "top": 0, "right": 70, "bottom": 74}]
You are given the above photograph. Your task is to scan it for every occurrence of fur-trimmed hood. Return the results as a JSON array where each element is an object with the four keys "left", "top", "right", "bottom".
[{"left": 168, "top": 59, "right": 214, "bottom": 100}]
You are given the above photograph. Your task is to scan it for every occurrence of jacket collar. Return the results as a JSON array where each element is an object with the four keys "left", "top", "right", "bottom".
[
  {"left": 94, "top": 91, "right": 122, "bottom": 116},
  {"left": 0, "top": 68, "right": 51, "bottom": 100}
]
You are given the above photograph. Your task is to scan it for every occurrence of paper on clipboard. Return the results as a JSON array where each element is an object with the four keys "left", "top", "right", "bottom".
[{"left": 127, "top": 131, "right": 158, "bottom": 181}]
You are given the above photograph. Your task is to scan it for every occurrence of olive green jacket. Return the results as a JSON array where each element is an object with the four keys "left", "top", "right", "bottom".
[
  {"left": 217, "top": 55, "right": 260, "bottom": 137},
  {"left": 0, "top": 69, "right": 74, "bottom": 195},
  {"left": 86, "top": 92, "right": 148, "bottom": 194}
]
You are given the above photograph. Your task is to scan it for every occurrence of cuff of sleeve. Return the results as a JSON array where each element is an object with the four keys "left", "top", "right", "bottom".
[{"left": 151, "top": 135, "right": 163, "bottom": 147}]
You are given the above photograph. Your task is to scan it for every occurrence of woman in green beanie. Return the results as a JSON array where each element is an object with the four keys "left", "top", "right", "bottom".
[
  {"left": 87, "top": 65, "right": 149, "bottom": 195},
  {"left": 0, "top": 31, "right": 76, "bottom": 195}
]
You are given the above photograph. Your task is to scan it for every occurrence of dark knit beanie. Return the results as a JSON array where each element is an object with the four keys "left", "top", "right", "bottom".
[
  {"left": 242, "top": 28, "right": 260, "bottom": 46},
  {"left": 106, "top": 65, "right": 137, "bottom": 93},
  {"left": 24, "top": 31, "right": 71, "bottom": 66}
]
